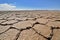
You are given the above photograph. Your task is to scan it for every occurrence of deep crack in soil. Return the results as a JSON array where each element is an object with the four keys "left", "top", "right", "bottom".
[{"left": 0, "top": 11, "right": 60, "bottom": 40}]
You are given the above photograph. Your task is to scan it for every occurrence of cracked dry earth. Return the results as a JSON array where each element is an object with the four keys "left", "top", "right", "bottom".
[{"left": 0, "top": 11, "right": 60, "bottom": 40}]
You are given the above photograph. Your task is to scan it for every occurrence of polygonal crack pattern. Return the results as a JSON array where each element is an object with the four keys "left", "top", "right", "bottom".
[{"left": 0, "top": 11, "right": 60, "bottom": 40}]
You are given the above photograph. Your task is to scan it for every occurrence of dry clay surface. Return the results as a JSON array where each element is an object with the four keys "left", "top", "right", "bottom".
[{"left": 0, "top": 11, "right": 60, "bottom": 40}]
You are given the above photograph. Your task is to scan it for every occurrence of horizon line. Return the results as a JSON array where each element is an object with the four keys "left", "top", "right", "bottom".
[{"left": 0, "top": 9, "right": 60, "bottom": 11}]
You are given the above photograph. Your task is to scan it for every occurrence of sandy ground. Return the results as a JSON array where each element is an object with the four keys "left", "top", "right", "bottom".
[{"left": 0, "top": 10, "right": 60, "bottom": 40}]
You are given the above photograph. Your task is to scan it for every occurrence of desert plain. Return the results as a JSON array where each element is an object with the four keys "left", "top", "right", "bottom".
[{"left": 0, "top": 10, "right": 60, "bottom": 40}]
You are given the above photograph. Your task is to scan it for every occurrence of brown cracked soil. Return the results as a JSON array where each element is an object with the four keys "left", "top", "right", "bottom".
[{"left": 0, "top": 10, "right": 60, "bottom": 40}]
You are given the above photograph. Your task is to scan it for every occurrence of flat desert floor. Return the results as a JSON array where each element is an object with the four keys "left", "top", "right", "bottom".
[{"left": 0, "top": 10, "right": 60, "bottom": 40}]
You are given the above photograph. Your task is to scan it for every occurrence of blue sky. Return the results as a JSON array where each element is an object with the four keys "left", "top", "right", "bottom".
[{"left": 0, "top": 0, "right": 60, "bottom": 10}]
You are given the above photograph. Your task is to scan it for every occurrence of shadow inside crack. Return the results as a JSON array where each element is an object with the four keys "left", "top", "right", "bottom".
[
  {"left": 0, "top": 23, "right": 13, "bottom": 26},
  {"left": 55, "top": 20, "right": 60, "bottom": 22},
  {"left": 14, "top": 31, "right": 21, "bottom": 40}
]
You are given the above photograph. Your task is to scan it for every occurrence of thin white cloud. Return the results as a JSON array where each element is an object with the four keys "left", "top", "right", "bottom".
[
  {"left": 0, "top": 3, "right": 35, "bottom": 11},
  {"left": 0, "top": 3, "right": 16, "bottom": 10}
]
